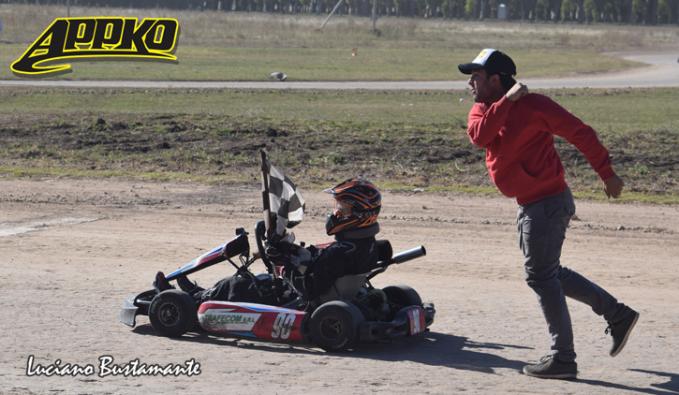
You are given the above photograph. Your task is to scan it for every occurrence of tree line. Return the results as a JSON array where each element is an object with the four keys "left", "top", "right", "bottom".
[{"left": 6, "top": 0, "right": 678, "bottom": 24}]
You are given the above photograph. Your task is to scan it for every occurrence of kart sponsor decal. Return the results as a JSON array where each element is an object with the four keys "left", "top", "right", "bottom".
[
  {"left": 167, "top": 243, "right": 226, "bottom": 278},
  {"left": 199, "top": 310, "right": 261, "bottom": 332},
  {"left": 234, "top": 302, "right": 301, "bottom": 313},
  {"left": 11, "top": 17, "right": 179, "bottom": 77},
  {"left": 271, "top": 313, "right": 296, "bottom": 340},
  {"left": 198, "top": 301, "right": 301, "bottom": 314},
  {"left": 197, "top": 302, "right": 305, "bottom": 341},
  {"left": 407, "top": 307, "right": 426, "bottom": 335},
  {"left": 197, "top": 245, "right": 226, "bottom": 265},
  {"left": 252, "top": 310, "right": 304, "bottom": 341}
]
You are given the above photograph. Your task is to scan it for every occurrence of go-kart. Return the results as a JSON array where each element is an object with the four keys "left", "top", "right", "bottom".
[{"left": 120, "top": 220, "right": 435, "bottom": 351}]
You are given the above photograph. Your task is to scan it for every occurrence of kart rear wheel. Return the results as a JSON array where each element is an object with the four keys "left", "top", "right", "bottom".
[
  {"left": 310, "top": 300, "right": 364, "bottom": 352},
  {"left": 149, "top": 289, "right": 196, "bottom": 338},
  {"left": 383, "top": 285, "right": 422, "bottom": 308}
]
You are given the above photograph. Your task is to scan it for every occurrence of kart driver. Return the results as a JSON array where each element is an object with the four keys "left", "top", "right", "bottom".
[
  {"left": 293, "top": 177, "right": 382, "bottom": 299},
  {"left": 162, "top": 178, "right": 382, "bottom": 303}
]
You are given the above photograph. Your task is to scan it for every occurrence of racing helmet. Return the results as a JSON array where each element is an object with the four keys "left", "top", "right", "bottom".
[{"left": 324, "top": 178, "right": 381, "bottom": 236}]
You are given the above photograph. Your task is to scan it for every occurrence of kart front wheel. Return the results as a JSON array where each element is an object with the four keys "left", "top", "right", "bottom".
[
  {"left": 149, "top": 289, "right": 196, "bottom": 337},
  {"left": 310, "top": 300, "right": 364, "bottom": 352}
]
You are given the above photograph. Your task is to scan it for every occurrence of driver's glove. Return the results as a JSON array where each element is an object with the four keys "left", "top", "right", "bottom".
[
  {"left": 266, "top": 244, "right": 284, "bottom": 259},
  {"left": 290, "top": 247, "right": 312, "bottom": 275},
  {"left": 280, "top": 232, "right": 296, "bottom": 244}
]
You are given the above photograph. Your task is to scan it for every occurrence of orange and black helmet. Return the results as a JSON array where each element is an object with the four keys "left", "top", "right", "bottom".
[{"left": 324, "top": 178, "right": 381, "bottom": 235}]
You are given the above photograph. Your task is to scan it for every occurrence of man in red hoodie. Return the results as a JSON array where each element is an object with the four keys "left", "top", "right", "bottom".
[{"left": 459, "top": 49, "right": 639, "bottom": 379}]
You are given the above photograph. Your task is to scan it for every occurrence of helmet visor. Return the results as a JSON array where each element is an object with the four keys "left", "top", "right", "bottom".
[{"left": 332, "top": 199, "right": 352, "bottom": 218}]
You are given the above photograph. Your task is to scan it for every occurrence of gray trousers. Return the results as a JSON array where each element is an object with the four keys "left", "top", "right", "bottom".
[{"left": 517, "top": 188, "right": 625, "bottom": 362}]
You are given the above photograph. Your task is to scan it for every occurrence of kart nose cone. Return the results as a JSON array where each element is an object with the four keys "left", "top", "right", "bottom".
[{"left": 120, "top": 294, "right": 139, "bottom": 327}]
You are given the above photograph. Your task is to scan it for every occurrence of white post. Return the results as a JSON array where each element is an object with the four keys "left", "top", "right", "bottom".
[
  {"left": 371, "top": 0, "right": 377, "bottom": 31},
  {"left": 320, "top": 0, "right": 345, "bottom": 29}
]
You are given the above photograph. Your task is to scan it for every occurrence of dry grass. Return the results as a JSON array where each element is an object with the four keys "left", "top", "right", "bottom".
[
  {"left": 1, "top": 4, "right": 678, "bottom": 51},
  {"left": 2, "top": 4, "right": 676, "bottom": 81}
]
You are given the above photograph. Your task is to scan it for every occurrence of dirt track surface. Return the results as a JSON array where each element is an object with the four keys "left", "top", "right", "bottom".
[
  {"left": 1, "top": 52, "right": 677, "bottom": 90},
  {"left": 2, "top": 178, "right": 678, "bottom": 394}
]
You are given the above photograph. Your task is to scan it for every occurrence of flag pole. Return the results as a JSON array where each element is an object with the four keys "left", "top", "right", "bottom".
[{"left": 260, "top": 149, "right": 273, "bottom": 239}]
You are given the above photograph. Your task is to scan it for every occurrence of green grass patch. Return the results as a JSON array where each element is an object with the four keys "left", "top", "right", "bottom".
[
  {"left": 1, "top": 87, "right": 678, "bottom": 133},
  {"left": 0, "top": 87, "right": 677, "bottom": 204},
  {"left": 0, "top": 44, "right": 640, "bottom": 81},
  {"left": 572, "top": 189, "right": 679, "bottom": 205}
]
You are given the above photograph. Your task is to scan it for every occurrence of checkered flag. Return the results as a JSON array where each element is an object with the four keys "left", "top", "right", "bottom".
[{"left": 260, "top": 150, "right": 305, "bottom": 238}]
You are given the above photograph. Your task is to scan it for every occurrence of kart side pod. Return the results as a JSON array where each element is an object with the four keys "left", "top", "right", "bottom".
[{"left": 197, "top": 301, "right": 307, "bottom": 342}]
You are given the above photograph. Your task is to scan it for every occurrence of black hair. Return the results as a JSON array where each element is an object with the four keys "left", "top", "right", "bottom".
[
  {"left": 498, "top": 74, "right": 516, "bottom": 93},
  {"left": 487, "top": 72, "right": 516, "bottom": 93}
]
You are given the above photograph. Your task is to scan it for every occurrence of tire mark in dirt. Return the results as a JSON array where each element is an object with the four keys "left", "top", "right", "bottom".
[{"left": 0, "top": 216, "right": 102, "bottom": 237}]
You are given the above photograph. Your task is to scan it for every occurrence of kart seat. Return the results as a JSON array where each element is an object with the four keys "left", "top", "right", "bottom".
[
  {"left": 318, "top": 274, "right": 370, "bottom": 303},
  {"left": 318, "top": 240, "right": 393, "bottom": 303},
  {"left": 375, "top": 239, "right": 393, "bottom": 267}
]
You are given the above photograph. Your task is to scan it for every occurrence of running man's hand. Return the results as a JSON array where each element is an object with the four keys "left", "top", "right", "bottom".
[
  {"left": 506, "top": 82, "right": 529, "bottom": 102},
  {"left": 604, "top": 175, "right": 624, "bottom": 198}
]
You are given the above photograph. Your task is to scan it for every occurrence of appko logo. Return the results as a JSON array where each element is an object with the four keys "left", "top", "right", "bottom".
[{"left": 11, "top": 17, "right": 179, "bottom": 77}]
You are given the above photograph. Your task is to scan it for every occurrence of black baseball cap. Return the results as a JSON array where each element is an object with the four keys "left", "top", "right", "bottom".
[{"left": 458, "top": 48, "right": 516, "bottom": 76}]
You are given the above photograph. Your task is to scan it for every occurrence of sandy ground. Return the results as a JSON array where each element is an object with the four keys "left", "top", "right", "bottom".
[{"left": 1, "top": 177, "right": 678, "bottom": 395}]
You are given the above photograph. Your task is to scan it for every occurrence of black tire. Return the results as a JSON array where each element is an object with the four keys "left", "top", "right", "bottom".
[
  {"left": 149, "top": 289, "right": 197, "bottom": 338},
  {"left": 310, "top": 300, "right": 364, "bottom": 352},
  {"left": 382, "top": 285, "right": 422, "bottom": 308}
]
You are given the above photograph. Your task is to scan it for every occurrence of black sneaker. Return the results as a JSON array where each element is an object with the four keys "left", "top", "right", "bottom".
[
  {"left": 177, "top": 275, "right": 205, "bottom": 295},
  {"left": 606, "top": 307, "right": 640, "bottom": 357},
  {"left": 522, "top": 355, "right": 577, "bottom": 380},
  {"left": 153, "top": 271, "right": 173, "bottom": 291}
]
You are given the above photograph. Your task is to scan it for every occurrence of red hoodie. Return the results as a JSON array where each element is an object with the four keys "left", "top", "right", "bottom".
[{"left": 467, "top": 93, "right": 614, "bottom": 205}]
